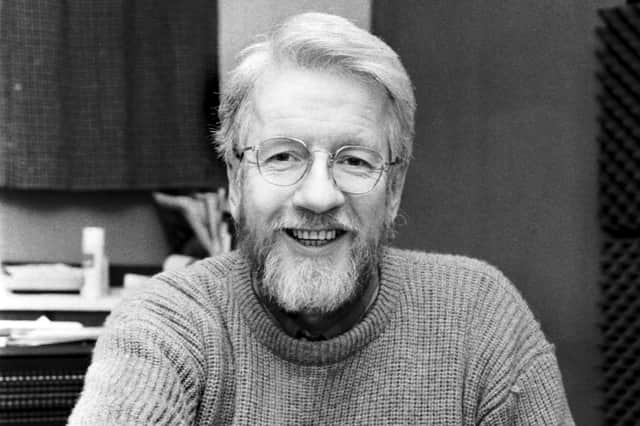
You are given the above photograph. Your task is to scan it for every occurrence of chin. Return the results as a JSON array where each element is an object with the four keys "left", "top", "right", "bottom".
[{"left": 262, "top": 239, "right": 359, "bottom": 314}]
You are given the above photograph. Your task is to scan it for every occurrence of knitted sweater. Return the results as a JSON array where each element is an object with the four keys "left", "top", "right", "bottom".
[{"left": 69, "top": 248, "right": 574, "bottom": 425}]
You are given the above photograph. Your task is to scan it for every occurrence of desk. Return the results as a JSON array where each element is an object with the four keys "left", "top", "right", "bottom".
[
  {"left": 0, "top": 294, "right": 115, "bottom": 426},
  {"left": 0, "top": 289, "right": 123, "bottom": 312}
]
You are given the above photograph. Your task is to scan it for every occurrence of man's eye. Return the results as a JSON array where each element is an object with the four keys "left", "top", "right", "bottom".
[
  {"left": 338, "top": 155, "right": 374, "bottom": 169},
  {"left": 264, "top": 151, "right": 302, "bottom": 163}
]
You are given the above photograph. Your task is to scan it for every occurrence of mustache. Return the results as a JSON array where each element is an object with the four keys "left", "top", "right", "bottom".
[
  {"left": 237, "top": 208, "right": 359, "bottom": 276},
  {"left": 270, "top": 209, "right": 357, "bottom": 233}
]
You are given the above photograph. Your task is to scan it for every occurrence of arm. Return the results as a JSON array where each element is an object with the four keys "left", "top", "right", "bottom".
[
  {"left": 478, "top": 348, "right": 574, "bottom": 425},
  {"left": 68, "top": 284, "right": 205, "bottom": 425},
  {"left": 467, "top": 269, "right": 574, "bottom": 425}
]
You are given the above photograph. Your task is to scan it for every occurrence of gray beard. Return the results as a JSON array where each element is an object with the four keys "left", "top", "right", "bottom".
[
  {"left": 237, "top": 208, "right": 387, "bottom": 314},
  {"left": 262, "top": 242, "right": 358, "bottom": 313}
]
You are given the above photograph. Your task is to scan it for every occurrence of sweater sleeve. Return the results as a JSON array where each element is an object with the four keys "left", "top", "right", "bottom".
[
  {"left": 68, "top": 281, "right": 206, "bottom": 425},
  {"left": 478, "top": 349, "right": 574, "bottom": 425},
  {"left": 466, "top": 267, "right": 574, "bottom": 425}
]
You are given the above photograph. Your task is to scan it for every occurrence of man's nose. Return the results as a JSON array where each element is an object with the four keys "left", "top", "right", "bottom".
[{"left": 291, "top": 154, "right": 345, "bottom": 214}]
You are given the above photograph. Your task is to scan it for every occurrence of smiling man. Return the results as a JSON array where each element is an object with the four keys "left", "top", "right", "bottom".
[
  {"left": 70, "top": 13, "right": 574, "bottom": 425},
  {"left": 233, "top": 66, "right": 396, "bottom": 338}
]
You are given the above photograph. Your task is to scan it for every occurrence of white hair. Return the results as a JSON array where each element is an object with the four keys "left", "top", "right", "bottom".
[{"left": 214, "top": 12, "right": 416, "bottom": 190}]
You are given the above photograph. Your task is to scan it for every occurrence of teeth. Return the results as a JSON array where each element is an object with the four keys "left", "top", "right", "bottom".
[{"left": 291, "top": 229, "right": 338, "bottom": 241}]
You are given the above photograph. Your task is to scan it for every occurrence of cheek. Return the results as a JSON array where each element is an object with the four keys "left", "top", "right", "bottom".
[
  {"left": 241, "top": 173, "right": 292, "bottom": 226},
  {"left": 350, "top": 190, "right": 388, "bottom": 234}
]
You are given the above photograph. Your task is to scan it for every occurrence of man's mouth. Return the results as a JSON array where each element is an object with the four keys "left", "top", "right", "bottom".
[{"left": 284, "top": 228, "right": 347, "bottom": 247}]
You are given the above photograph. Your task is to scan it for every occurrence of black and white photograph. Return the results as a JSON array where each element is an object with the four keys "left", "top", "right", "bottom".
[{"left": 0, "top": 1, "right": 633, "bottom": 425}]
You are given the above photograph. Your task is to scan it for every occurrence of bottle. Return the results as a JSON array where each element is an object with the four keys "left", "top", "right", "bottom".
[{"left": 81, "top": 227, "right": 109, "bottom": 299}]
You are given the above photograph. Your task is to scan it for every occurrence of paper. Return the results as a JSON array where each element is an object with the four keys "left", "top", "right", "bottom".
[
  {"left": 0, "top": 315, "right": 102, "bottom": 347},
  {"left": 1, "top": 263, "right": 83, "bottom": 291},
  {"left": 7, "top": 327, "right": 103, "bottom": 346}
]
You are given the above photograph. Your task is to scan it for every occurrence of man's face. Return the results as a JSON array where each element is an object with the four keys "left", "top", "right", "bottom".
[{"left": 229, "top": 66, "right": 403, "bottom": 314}]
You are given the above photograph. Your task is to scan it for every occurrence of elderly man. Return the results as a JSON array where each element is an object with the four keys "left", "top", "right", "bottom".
[{"left": 70, "top": 12, "right": 573, "bottom": 425}]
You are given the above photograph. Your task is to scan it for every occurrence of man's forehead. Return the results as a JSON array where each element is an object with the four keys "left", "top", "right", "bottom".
[
  {"left": 248, "top": 66, "right": 387, "bottom": 134},
  {"left": 251, "top": 65, "right": 386, "bottom": 109}
]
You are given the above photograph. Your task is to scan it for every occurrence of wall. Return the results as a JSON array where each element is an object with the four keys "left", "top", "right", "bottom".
[
  {"left": 218, "top": 0, "right": 370, "bottom": 86},
  {"left": 0, "top": 190, "right": 170, "bottom": 265},
  {"left": 373, "top": 1, "right": 618, "bottom": 424}
]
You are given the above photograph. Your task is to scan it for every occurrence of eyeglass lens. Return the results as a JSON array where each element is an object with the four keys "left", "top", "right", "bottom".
[{"left": 255, "top": 138, "right": 384, "bottom": 194}]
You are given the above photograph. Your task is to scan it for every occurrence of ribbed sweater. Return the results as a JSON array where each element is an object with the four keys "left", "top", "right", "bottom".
[{"left": 69, "top": 248, "right": 574, "bottom": 425}]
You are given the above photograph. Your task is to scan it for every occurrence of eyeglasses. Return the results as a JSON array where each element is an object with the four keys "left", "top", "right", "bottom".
[{"left": 233, "top": 137, "right": 401, "bottom": 195}]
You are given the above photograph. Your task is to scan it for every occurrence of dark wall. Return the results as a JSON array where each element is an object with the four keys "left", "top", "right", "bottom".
[{"left": 373, "top": 1, "right": 619, "bottom": 424}]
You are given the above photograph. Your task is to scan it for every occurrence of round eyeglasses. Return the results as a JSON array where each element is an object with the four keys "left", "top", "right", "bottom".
[{"left": 233, "top": 137, "right": 401, "bottom": 195}]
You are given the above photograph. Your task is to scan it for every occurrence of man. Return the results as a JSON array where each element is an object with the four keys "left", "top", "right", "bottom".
[{"left": 70, "top": 13, "right": 573, "bottom": 424}]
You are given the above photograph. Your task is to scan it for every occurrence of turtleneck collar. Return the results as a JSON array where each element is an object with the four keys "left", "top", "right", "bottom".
[{"left": 229, "top": 247, "right": 406, "bottom": 366}]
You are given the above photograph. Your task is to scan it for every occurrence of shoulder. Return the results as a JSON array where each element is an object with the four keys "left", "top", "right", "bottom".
[
  {"left": 385, "top": 247, "right": 521, "bottom": 306},
  {"left": 385, "top": 247, "right": 545, "bottom": 346},
  {"left": 385, "top": 249, "right": 566, "bottom": 420},
  {"left": 125, "top": 251, "right": 241, "bottom": 308},
  {"left": 154, "top": 251, "right": 242, "bottom": 291},
  {"left": 108, "top": 251, "right": 245, "bottom": 336},
  {"left": 393, "top": 249, "right": 551, "bottom": 353},
  {"left": 388, "top": 246, "right": 502, "bottom": 274},
  {"left": 387, "top": 247, "right": 503, "bottom": 275},
  {"left": 102, "top": 252, "right": 245, "bottom": 367}
]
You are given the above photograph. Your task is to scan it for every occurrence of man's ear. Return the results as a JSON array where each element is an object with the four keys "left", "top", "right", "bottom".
[
  {"left": 387, "top": 167, "right": 407, "bottom": 221},
  {"left": 226, "top": 164, "right": 240, "bottom": 221}
]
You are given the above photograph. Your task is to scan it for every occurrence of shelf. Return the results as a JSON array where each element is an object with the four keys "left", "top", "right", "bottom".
[
  {"left": 0, "top": 341, "right": 95, "bottom": 357},
  {"left": 0, "top": 289, "right": 123, "bottom": 312}
]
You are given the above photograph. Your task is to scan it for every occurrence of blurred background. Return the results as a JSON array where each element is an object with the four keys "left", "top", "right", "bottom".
[{"left": 0, "top": 1, "right": 630, "bottom": 424}]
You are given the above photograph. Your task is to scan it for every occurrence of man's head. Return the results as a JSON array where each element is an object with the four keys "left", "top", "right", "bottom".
[{"left": 215, "top": 13, "right": 415, "bottom": 315}]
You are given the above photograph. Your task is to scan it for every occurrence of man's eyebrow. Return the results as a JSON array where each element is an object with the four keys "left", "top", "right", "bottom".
[
  {"left": 336, "top": 134, "right": 373, "bottom": 147},
  {"left": 303, "top": 134, "right": 378, "bottom": 151},
  {"left": 343, "top": 137, "right": 367, "bottom": 145}
]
